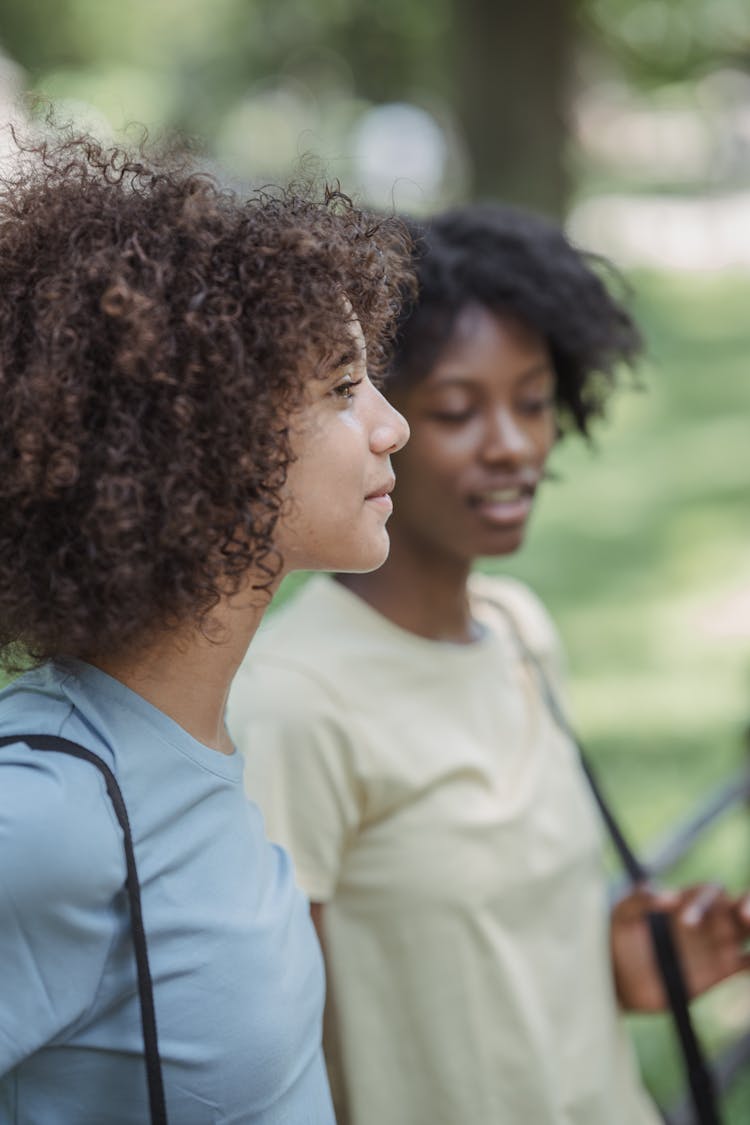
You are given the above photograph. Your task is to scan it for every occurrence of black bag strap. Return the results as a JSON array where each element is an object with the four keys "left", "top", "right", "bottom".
[
  {"left": 485, "top": 600, "right": 722, "bottom": 1125},
  {"left": 0, "top": 733, "right": 168, "bottom": 1125}
]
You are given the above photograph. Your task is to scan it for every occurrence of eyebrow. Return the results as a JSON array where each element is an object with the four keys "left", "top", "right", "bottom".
[
  {"left": 517, "top": 360, "right": 556, "bottom": 384},
  {"left": 429, "top": 360, "right": 555, "bottom": 389},
  {"left": 330, "top": 345, "right": 361, "bottom": 371}
]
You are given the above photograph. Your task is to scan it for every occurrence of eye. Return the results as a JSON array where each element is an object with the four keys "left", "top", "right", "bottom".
[
  {"left": 428, "top": 408, "right": 475, "bottom": 424},
  {"left": 518, "top": 395, "right": 555, "bottom": 416},
  {"left": 332, "top": 374, "right": 364, "bottom": 401}
]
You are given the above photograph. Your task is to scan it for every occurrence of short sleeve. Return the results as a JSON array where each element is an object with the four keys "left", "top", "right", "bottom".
[
  {"left": 228, "top": 662, "right": 362, "bottom": 903},
  {"left": 0, "top": 746, "right": 125, "bottom": 1073}
]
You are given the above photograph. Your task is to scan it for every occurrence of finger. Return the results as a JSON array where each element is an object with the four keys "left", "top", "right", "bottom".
[
  {"left": 637, "top": 880, "right": 682, "bottom": 910},
  {"left": 680, "top": 883, "right": 726, "bottom": 928},
  {"left": 736, "top": 893, "right": 750, "bottom": 929},
  {"left": 613, "top": 883, "right": 677, "bottom": 920},
  {"left": 651, "top": 888, "right": 680, "bottom": 908},
  {"left": 675, "top": 890, "right": 745, "bottom": 991}
]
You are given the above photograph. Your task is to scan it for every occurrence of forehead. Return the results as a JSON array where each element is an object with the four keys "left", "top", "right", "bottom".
[
  {"left": 337, "top": 310, "right": 367, "bottom": 366},
  {"left": 319, "top": 309, "right": 367, "bottom": 375},
  {"left": 427, "top": 304, "right": 549, "bottom": 384},
  {"left": 346, "top": 310, "right": 366, "bottom": 351}
]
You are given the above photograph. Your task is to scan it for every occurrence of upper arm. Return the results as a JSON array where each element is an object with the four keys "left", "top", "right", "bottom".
[{"left": 0, "top": 749, "right": 124, "bottom": 1072}]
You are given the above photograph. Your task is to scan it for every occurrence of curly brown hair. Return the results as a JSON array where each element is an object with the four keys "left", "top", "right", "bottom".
[{"left": 0, "top": 130, "right": 413, "bottom": 672}]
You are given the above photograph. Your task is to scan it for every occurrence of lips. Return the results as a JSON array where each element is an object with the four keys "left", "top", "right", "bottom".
[
  {"left": 476, "top": 486, "right": 527, "bottom": 504},
  {"left": 365, "top": 476, "right": 395, "bottom": 501},
  {"left": 468, "top": 478, "right": 538, "bottom": 526}
]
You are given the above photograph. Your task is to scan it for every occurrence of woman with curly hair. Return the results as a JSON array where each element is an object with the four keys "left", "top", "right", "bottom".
[
  {"left": 229, "top": 204, "right": 750, "bottom": 1124},
  {"left": 0, "top": 130, "right": 410, "bottom": 1124}
]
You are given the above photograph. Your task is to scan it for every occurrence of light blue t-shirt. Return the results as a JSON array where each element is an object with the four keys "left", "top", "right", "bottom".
[{"left": 0, "top": 660, "right": 334, "bottom": 1124}]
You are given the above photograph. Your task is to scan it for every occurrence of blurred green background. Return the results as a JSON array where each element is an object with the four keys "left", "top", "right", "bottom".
[
  {"left": 499, "top": 268, "right": 750, "bottom": 1117},
  {"left": 1, "top": 0, "right": 748, "bottom": 1117}
]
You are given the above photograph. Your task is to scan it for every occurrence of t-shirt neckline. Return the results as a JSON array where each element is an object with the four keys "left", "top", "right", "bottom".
[{"left": 58, "top": 658, "right": 244, "bottom": 781}]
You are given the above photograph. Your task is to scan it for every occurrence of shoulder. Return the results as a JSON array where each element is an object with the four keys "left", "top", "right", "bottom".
[
  {"left": 0, "top": 740, "right": 125, "bottom": 911},
  {"left": 470, "top": 572, "right": 563, "bottom": 657},
  {"left": 228, "top": 583, "right": 383, "bottom": 768},
  {"left": 0, "top": 739, "right": 126, "bottom": 1067},
  {"left": 231, "top": 576, "right": 371, "bottom": 723}
]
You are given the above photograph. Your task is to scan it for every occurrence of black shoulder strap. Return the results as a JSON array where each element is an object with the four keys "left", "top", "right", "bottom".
[
  {"left": 0, "top": 733, "right": 168, "bottom": 1125},
  {"left": 484, "top": 599, "right": 723, "bottom": 1125}
]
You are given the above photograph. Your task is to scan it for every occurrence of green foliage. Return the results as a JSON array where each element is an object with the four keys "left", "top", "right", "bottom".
[
  {"left": 0, "top": 0, "right": 453, "bottom": 121},
  {"left": 585, "top": 0, "right": 750, "bottom": 84},
  {"left": 1, "top": 0, "right": 748, "bottom": 213}
]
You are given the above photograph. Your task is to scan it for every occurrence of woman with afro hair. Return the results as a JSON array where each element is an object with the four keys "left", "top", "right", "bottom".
[
  {"left": 0, "top": 129, "right": 411, "bottom": 1123},
  {"left": 230, "top": 203, "right": 750, "bottom": 1125}
]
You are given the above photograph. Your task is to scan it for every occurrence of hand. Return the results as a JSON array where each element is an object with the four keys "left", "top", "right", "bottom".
[{"left": 611, "top": 883, "right": 750, "bottom": 1013}]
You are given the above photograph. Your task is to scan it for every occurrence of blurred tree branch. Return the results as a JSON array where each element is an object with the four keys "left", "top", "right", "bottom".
[{"left": 0, "top": 0, "right": 746, "bottom": 216}]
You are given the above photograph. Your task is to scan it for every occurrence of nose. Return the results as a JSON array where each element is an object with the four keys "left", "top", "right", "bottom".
[
  {"left": 370, "top": 386, "right": 410, "bottom": 455},
  {"left": 481, "top": 406, "right": 533, "bottom": 465}
]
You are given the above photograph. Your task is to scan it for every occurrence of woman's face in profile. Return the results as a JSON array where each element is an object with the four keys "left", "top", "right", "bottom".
[
  {"left": 387, "top": 303, "right": 557, "bottom": 565},
  {"left": 274, "top": 314, "right": 410, "bottom": 576}
]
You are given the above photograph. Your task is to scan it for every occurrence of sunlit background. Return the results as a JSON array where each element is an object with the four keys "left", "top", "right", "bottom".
[
  {"left": 2, "top": 0, "right": 750, "bottom": 263},
  {"left": 0, "top": 0, "right": 748, "bottom": 1116}
]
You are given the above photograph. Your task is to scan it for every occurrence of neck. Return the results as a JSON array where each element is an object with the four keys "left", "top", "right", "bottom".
[
  {"left": 92, "top": 583, "right": 271, "bottom": 753},
  {"left": 337, "top": 529, "right": 476, "bottom": 644}
]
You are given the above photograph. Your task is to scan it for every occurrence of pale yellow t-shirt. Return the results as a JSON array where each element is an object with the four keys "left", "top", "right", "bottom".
[{"left": 228, "top": 574, "right": 660, "bottom": 1125}]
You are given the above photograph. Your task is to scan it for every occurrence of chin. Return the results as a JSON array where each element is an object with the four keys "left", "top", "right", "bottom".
[
  {"left": 335, "top": 532, "right": 391, "bottom": 575},
  {"left": 476, "top": 527, "right": 527, "bottom": 559}
]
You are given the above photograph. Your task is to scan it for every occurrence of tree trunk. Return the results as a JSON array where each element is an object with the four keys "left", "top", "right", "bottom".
[{"left": 453, "top": 0, "right": 573, "bottom": 216}]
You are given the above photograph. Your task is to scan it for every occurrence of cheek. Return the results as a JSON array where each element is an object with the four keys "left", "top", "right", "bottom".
[
  {"left": 290, "top": 420, "right": 355, "bottom": 503},
  {"left": 392, "top": 448, "right": 466, "bottom": 523},
  {"left": 518, "top": 412, "right": 557, "bottom": 463}
]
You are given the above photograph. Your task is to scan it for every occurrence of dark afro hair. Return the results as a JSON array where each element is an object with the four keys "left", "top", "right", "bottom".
[
  {"left": 390, "top": 203, "right": 642, "bottom": 435},
  {"left": 0, "top": 129, "right": 413, "bottom": 672}
]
